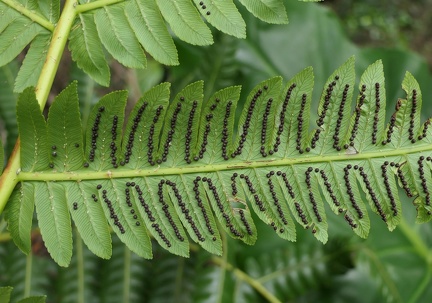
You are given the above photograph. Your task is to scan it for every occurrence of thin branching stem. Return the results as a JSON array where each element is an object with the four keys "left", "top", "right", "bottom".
[
  {"left": 75, "top": 0, "right": 125, "bottom": 14},
  {"left": 211, "top": 256, "right": 282, "bottom": 303},
  {"left": 24, "top": 252, "right": 33, "bottom": 297},
  {"left": 1, "top": 0, "right": 55, "bottom": 31},
  {"left": 76, "top": 232, "right": 85, "bottom": 303}
]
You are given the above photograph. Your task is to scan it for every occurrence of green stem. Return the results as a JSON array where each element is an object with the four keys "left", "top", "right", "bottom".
[
  {"left": 0, "top": 0, "right": 78, "bottom": 215},
  {"left": 24, "top": 252, "right": 33, "bottom": 297},
  {"left": 123, "top": 248, "right": 131, "bottom": 303},
  {"left": 398, "top": 217, "right": 432, "bottom": 264},
  {"left": 212, "top": 257, "right": 281, "bottom": 303},
  {"left": 408, "top": 269, "right": 431, "bottom": 303},
  {"left": 76, "top": 232, "right": 85, "bottom": 303},
  {"left": 75, "top": 0, "right": 125, "bottom": 14},
  {"left": 14, "top": 142, "right": 432, "bottom": 182},
  {"left": 174, "top": 257, "right": 185, "bottom": 301},
  {"left": 1, "top": 0, "right": 54, "bottom": 31}
]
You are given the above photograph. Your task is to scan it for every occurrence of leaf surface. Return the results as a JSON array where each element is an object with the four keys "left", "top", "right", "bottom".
[
  {"left": 125, "top": 0, "right": 179, "bottom": 65},
  {"left": 94, "top": 5, "right": 147, "bottom": 69},
  {"left": 156, "top": 0, "right": 213, "bottom": 46},
  {"left": 69, "top": 14, "right": 110, "bottom": 86}
]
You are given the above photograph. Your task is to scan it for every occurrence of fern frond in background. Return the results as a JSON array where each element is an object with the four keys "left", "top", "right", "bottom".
[{"left": 0, "top": 0, "right": 322, "bottom": 90}]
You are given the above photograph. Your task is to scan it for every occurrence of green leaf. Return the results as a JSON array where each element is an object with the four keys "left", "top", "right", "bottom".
[
  {"left": 69, "top": 14, "right": 110, "bottom": 86},
  {"left": 38, "top": 0, "right": 60, "bottom": 23},
  {"left": 35, "top": 181, "right": 73, "bottom": 267},
  {"left": 0, "top": 286, "right": 13, "bottom": 303},
  {"left": 125, "top": 0, "right": 179, "bottom": 66},
  {"left": 0, "top": 137, "right": 3, "bottom": 173},
  {"left": 0, "top": 18, "right": 44, "bottom": 67},
  {"left": 238, "top": 0, "right": 288, "bottom": 24},
  {"left": 47, "top": 81, "right": 84, "bottom": 172},
  {"left": 0, "top": 2, "right": 21, "bottom": 33},
  {"left": 4, "top": 183, "right": 35, "bottom": 254},
  {"left": 14, "top": 33, "right": 51, "bottom": 93},
  {"left": 65, "top": 181, "right": 112, "bottom": 259},
  {"left": 0, "top": 62, "right": 19, "bottom": 157},
  {"left": 156, "top": 0, "right": 213, "bottom": 46},
  {"left": 346, "top": 60, "right": 386, "bottom": 152},
  {"left": 192, "top": 0, "right": 246, "bottom": 38},
  {"left": 17, "top": 87, "right": 49, "bottom": 172},
  {"left": 84, "top": 91, "right": 128, "bottom": 171},
  {"left": 17, "top": 296, "right": 47, "bottom": 303},
  {"left": 94, "top": 5, "right": 147, "bottom": 69}
]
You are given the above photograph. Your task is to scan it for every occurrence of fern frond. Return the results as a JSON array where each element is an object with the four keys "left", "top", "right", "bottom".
[
  {"left": 0, "top": 1, "right": 52, "bottom": 91},
  {"left": 5, "top": 57, "right": 432, "bottom": 265},
  {"left": 0, "top": 63, "right": 18, "bottom": 157},
  {"left": 0, "top": 286, "right": 46, "bottom": 303}
]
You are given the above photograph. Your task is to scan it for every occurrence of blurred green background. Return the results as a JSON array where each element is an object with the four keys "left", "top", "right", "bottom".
[{"left": 1, "top": 0, "right": 432, "bottom": 302}]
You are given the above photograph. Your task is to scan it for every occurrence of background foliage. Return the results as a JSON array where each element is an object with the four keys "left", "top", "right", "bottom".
[{"left": 1, "top": 0, "right": 432, "bottom": 302}]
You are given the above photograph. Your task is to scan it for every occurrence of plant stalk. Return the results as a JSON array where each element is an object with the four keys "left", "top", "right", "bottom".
[
  {"left": 0, "top": 0, "right": 78, "bottom": 215},
  {"left": 75, "top": 0, "right": 125, "bottom": 14},
  {"left": 211, "top": 257, "right": 282, "bottom": 303}
]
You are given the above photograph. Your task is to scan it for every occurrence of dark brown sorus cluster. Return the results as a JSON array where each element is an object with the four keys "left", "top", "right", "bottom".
[
  {"left": 195, "top": 98, "right": 218, "bottom": 161},
  {"left": 232, "top": 88, "right": 263, "bottom": 158},
  {"left": 348, "top": 84, "right": 366, "bottom": 147},
  {"left": 126, "top": 182, "right": 156, "bottom": 222},
  {"left": 167, "top": 179, "right": 205, "bottom": 241},
  {"left": 382, "top": 111, "right": 397, "bottom": 145},
  {"left": 272, "top": 83, "right": 296, "bottom": 153},
  {"left": 381, "top": 162, "right": 398, "bottom": 216},
  {"left": 97, "top": 185, "right": 125, "bottom": 234},
  {"left": 418, "top": 156, "right": 431, "bottom": 206},
  {"left": 260, "top": 97, "right": 273, "bottom": 157},
  {"left": 343, "top": 165, "right": 363, "bottom": 222},
  {"left": 158, "top": 103, "right": 182, "bottom": 164},
  {"left": 317, "top": 76, "right": 339, "bottom": 128},
  {"left": 184, "top": 100, "right": 198, "bottom": 164},
  {"left": 239, "top": 174, "right": 266, "bottom": 212},
  {"left": 371, "top": 82, "right": 381, "bottom": 144},
  {"left": 127, "top": 180, "right": 171, "bottom": 247},
  {"left": 221, "top": 101, "right": 232, "bottom": 160},
  {"left": 200, "top": 176, "right": 243, "bottom": 238},
  {"left": 277, "top": 171, "right": 295, "bottom": 199},
  {"left": 238, "top": 209, "right": 253, "bottom": 235},
  {"left": 295, "top": 94, "right": 307, "bottom": 154},
  {"left": 319, "top": 169, "right": 341, "bottom": 209},
  {"left": 123, "top": 102, "right": 148, "bottom": 165},
  {"left": 266, "top": 171, "right": 288, "bottom": 229},
  {"left": 157, "top": 180, "right": 184, "bottom": 241},
  {"left": 198, "top": 1, "right": 210, "bottom": 15},
  {"left": 305, "top": 167, "right": 323, "bottom": 222},
  {"left": 333, "top": 84, "right": 350, "bottom": 151},
  {"left": 124, "top": 186, "right": 140, "bottom": 227},
  {"left": 193, "top": 176, "right": 216, "bottom": 240},
  {"left": 110, "top": 115, "right": 119, "bottom": 168},
  {"left": 357, "top": 165, "right": 387, "bottom": 222},
  {"left": 396, "top": 164, "right": 413, "bottom": 198},
  {"left": 147, "top": 105, "right": 163, "bottom": 166},
  {"left": 89, "top": 106, "right": 104, "bottom": 163},
  {"left": 312, "top": 76, "right": 339, "bottom": 150},
  {"left": 409, "top": 89, "right": 418, "bottom": 143},
  {"left": 294, "top": 201, "right": 309, "bottom": 225}
]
